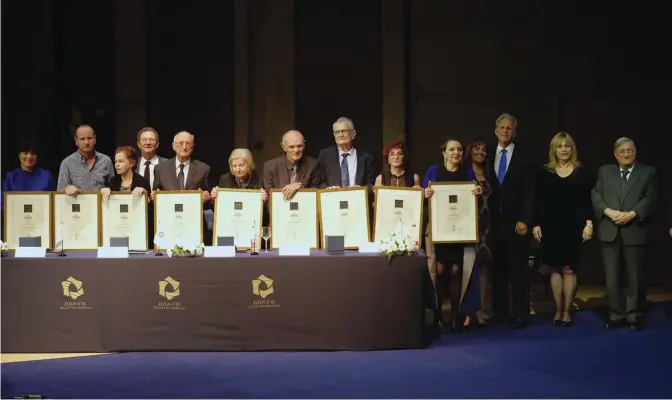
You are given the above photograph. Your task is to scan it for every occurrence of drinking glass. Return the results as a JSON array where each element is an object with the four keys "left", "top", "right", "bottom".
[{"left": 262, "top": 227, "right": 271, "bottom": 252}]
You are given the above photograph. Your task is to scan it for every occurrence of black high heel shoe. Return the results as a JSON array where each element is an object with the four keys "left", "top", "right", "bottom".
[{"left": 552, "top": 319, "right": 562, "bottom": 326}]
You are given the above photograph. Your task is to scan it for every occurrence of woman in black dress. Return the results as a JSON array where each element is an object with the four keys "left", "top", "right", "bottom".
[
  {"left": 424, "top": 137, "right": 483, "bottom": 333},
  {"left": 532, "top": 132, "right": 593, "bottom": 327},
  {"left": 101, "top": 146, "right": 151, "bottom": 196}
]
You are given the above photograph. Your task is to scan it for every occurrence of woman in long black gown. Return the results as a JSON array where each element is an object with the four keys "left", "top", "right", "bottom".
[
  {"left": 532, "top": 132, "right": 593, "bottom": 327},
  {"left": 424, "top": 137, "right": 482, "bottom": 333}
]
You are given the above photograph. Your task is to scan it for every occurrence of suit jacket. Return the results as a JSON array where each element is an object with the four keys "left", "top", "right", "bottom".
[
  {"left": 590, "top": 163, "right": 658, "bottom": 245},
  {"left": 486, "top": 143, "right": 536, "bottom": 227},
  {"left": 153, "top": 157, "right": 210, "bottom": 191},
  {"left": 106, "top": 172, "right": 151, "bottom": 193},
  {"left": 263, "top": 155, "right": 324, "bottom": 190},
  {"left": 218, "top": 171, "right": 263, "bottom": 189},
  {"left": 317, "top": 146, "right": 377, "bottom": 190}
]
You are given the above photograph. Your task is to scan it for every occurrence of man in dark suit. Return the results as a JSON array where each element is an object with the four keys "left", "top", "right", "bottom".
[
  {"left": 317, "top": 117, "right": 377, "bottom": 195},
  {"left": 591, "top": 137, "right": 657, "bottom": 331},
  {"left": 152, "top": 131, "right": 212, "bottom": 245},
  {"left": 486, "top": 113, "right": 536, "bottom": 329},
  {"left": 263, "top": 130, "right": 324, "bottom": 200},
  {"left": 136, "top": 126, "right": 169, "bottom": 190}
]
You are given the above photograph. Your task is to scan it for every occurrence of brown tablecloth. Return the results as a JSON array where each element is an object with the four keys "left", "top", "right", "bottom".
[{"left": 1, "top": 251, "right": 427, "bottom": 352}]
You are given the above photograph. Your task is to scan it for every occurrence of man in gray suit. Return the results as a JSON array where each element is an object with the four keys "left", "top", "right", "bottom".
[
  {"left": 152, "top": 131, "right": 211, "bottom": 197},
  {"left": 591, "top": 137, "right": 657, "bottom": 331},
  {"left": 136, "top": 126, "right": 168, "bottom": 189}
]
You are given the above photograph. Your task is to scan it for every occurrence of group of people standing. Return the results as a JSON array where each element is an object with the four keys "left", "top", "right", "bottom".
[{"left": 2, "top": 114, "right": 658, "bottom": 335}]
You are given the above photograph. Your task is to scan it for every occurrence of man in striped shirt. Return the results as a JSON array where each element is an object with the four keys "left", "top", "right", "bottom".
[{"left": 57, "top": 125, "right": 114, "bottom": 195}]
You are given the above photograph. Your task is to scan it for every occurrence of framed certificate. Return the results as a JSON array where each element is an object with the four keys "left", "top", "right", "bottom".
[
  {"left": 3, "top": 192, "right": 53, "bottom": 249},
  {"left": 318, "top": 187, "right": 370, "bottom": 249},
  {"left": 269, "top": 189, "right": 319, "bottom": 249},
  {"left": 101, "top": 192, "right": 148, "bottom": 250},
  {"left": 53, "top": 192, "right": 102, "bottom": 250},
  {"left": 154, "top": 190, "right": 204, "bottom": 250},
  {"left": 372, "top": 187, "right": 424, "bottom": 246},
  {"left": 429, "top": 181, "right": 479, "bottom": 243},
  {"left": 213, "top": 188, "right": 263, "bottom": 249}
]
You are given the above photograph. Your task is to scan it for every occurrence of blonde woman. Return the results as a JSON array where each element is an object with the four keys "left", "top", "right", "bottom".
[{"left": 532, "top": 132, "right": 593, "bottom": 327}]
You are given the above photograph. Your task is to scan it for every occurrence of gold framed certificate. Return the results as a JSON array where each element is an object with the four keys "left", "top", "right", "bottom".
[
  {"left": 3, "top": 192, "right": 53, "bottom": 249},
  {"left": 53, "top": 192, "right": 102, "bottom": 250},
  {"left": 269, "top": 189, "right": 319, "bottom": 249},
  {"left": 318, "top": 187, "right": 370, "bottom": 249},
  {"left": 372, "top": 187, "right": 424, "bottom": 246},
  {"left": 101, "top": 192, "right": 148, "bottom": 250},
  {"left": 213, "top": 188, "right": 263, "bottom": 249},
  {"left": 429, "top": 181, "right": 479, "bottom": 243},
  {"left": 154, "top": 190, "right": 204, "bottom": 250}
]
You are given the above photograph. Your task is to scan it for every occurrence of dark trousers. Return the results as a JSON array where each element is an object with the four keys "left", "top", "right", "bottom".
[
  {"left": 490, "top": 220, "right": 531, "bottom": 321},
  {"left": 601, "top": 232, "right": 646, "bottom": 322}
]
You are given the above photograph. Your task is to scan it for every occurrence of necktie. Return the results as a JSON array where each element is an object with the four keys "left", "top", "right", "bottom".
[
  {"left": 178, "top": 164, "right": 185, "bottom": 190},
  {"left": 497, "top": 149, "right": 508, "bottom": 185},
  {"left": 621, "top": 169, "right": 630, "bottom": 196},
  {"left": 290, "top": 165, "right": 298, "bottom": 184},
  {"left": 340, "top": 153, "right": 350, "bottom": 187},
  {"left": 143, "top": 160, "right": 151, "bottom": 182}
]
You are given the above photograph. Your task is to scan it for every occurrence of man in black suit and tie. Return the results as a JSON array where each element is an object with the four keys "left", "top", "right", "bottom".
[
  {"left": 317, "top": 117, "right": 377, "bottom": 194},
  {"left": 591, "top": 137, "right": 657, "bottom": 331},
  {"left": 486, "top": 113, "right": 537, "bottom": 329}
]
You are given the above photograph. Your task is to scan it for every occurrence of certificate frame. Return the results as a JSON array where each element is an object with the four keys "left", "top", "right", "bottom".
[
  {"left": 428, "top": 181, "right": 479, "bottom": 244},
  {"left": 317, "top": 187, "right": 370, "bottom": 249},
  {"left": 53, "top": 191, "right": 102, "bottom": 251},
  {"left": 372, "top": 186, "right": 424, "bottom": 245},
  {"left": 3, "top": 191, "right": 54, "bottom": 250},
  {"left": 154, "top": 190, "right": 204, "bottom": 250},
  {"left": 269, "top": 188, "right": 319, "bottom": 250},
  {"left": 212, "top": 188, "right": 264, "bottom": 249},
  {"left": 101, "top": 192, "right": 149, "bottom": 250}
]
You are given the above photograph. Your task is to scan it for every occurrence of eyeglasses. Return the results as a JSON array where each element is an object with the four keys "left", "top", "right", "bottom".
[
  {"left": 174, "top": 141, "right": 193, "bottom": 148},
  {"left": 333, "top": 129, "right": 353, "bottom": 137}
]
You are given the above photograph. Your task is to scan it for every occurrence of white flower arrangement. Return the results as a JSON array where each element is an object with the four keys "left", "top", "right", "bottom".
[
  {"left": 166, "top": 242, "right": 205, "bottom": 258},
  {"left": 0, "top": 240, "right": 8, "bottom": 257},
  {"left": 379, "top": 232, "right": 418, "bottom": 262}
]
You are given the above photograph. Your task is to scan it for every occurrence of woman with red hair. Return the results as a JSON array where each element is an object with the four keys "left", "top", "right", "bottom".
[{"left": 374, "top": 140, "right": 421, "bottom": 188}]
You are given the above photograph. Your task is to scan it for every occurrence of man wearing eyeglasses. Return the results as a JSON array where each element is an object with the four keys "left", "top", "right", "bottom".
[
  {"left": 136, "top": 127, "right": 168, "bottom": 189},
  {"left": 317, "top": 117, "right": 377, "bottom": 194}
]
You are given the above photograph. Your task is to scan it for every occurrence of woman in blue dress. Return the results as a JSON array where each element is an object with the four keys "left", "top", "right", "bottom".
[{"left": 2, "top": 139, "right": 55, "bottom": 209}]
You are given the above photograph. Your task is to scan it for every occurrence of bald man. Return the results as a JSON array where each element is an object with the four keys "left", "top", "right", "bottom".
[
  {"left": 57, "top": 124, "right": 114, "bottom": 196},
  {"left": 263, "top": 130, "right": 324, "bottom": 199},
  {"left": 153, "top": 131, "right": 210, "bottom": 201}
]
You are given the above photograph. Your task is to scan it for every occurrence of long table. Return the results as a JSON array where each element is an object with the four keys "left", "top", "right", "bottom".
[{"left": 1, "top": 251, "right": 428, "bottom": 352}]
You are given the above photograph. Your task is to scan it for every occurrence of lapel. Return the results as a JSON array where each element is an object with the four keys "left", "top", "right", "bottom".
[
  {"left": 354, "top": 149, "right": 365, "bottom": 185},
  {"left": 501, "top": 145, "right": 521, "bottom": 185},
  {"left": 620, "top": 165, "right": 639, "bottom": 204},
  {"left": 185, "top": 159, "right": 198, "bottom": 189},
  {"left": 168, "top": 158, "right": 180, "bottom": 189}
]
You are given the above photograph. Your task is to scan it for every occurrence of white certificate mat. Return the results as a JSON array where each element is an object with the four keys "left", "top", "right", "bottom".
[
  {"left": 429, "top": 182, "right": 479, "bottom": 243},
  {"left": 269, "top": 189, "right": 319, "bottom": 249},
  {"left": 154, "top": 191, "right": 204, "bottom": 249},
  {"left": 3, "top": 192, "right": 53, "bottom": 249},
  {"left": 101, "top": 192, "right": 148, "bottom": 250},
  {"left": 53, "top": 192, "right": 101, "bottom": 250},
  {"left": 213, "top": 188, "right": 263, "bottom": 249},
  {"left": 373, "top": 187, "right": 424, "bottom": 246},
  {"left": 318, "top": 187, "right": 370, "bottom": 249}
]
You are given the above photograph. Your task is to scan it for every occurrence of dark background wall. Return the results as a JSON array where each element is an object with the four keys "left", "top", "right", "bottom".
[{"left": 2, "top": 0, "right": 670, "bottom": 287}]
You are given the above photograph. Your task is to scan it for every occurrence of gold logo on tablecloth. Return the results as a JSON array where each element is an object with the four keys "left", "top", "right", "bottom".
[
  {"left": 155, "top": 277, "right": 186, "bottom": 310},
  {"left": 60, "top": 276, "right": 92, "bottom": 310},
  {"left": 250, "top": 274, "right": 280, "bottom": 308}
]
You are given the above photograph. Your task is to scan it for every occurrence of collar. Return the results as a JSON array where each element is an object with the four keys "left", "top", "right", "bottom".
[
  {"left": 338, "top": 147, "right": 356, "bottom": 158},
  {"left": 141, "top": 155, "right": 159, "bottom": 165},
  {"left": 77, "top": 150, "right": 99, "bottom": 163},
  {"left": 497, "top": 142, "right": 515, "bottom": 154},
  {"left": 620, "top": 164, "right": 634, "bottom": 173},
  {"left": 175, "top": 158, "right": 191, "bottom": 168},
  {"left": 285, "top": 157, "right": 301, "bottom": 171}
]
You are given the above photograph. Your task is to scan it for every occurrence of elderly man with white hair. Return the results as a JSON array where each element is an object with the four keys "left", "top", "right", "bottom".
[
  {"left": 591, "top": 137, "right": 657, "bottom": 331},
  {"left": 152, "top": 131, "right": 211, "bottom": 200}
]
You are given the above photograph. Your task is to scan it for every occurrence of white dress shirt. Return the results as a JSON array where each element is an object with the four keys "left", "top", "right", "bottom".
[
  {"left": 175, "top": 158, "right": 190, "bottom": 187},
  {"left": 137, "top": 155, "right": 160, "bottom": 189},
  {"left": 495, "top": 142, "right": 515, "bottom": 180},
  {"left": 337, "top": 147, "right": 357, "bottom": 187},
  {"left": 620, "top": 165, "right": 634, "bottom": 180}
]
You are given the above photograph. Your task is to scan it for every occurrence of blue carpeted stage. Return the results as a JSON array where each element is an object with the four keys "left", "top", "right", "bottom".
[{"left": 2, "top": 304, "right": 671, "bottom": 399}]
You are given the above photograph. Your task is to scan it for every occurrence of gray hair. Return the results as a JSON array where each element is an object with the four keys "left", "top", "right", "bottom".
[
  {"left": 614, "top": 137, "right": 635, "bottom": 151},
  {"left": 173, "top": 131, "right": 195, "bottom": 142},
  {"left": 495, "top": 113, "right": 518, "bottom": 129},
  {"left": 333, "top": 117, "right": 355, "bottom": 130},
  {"left": 228, "top": 148, "right": 255, "bottom": 172}
]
